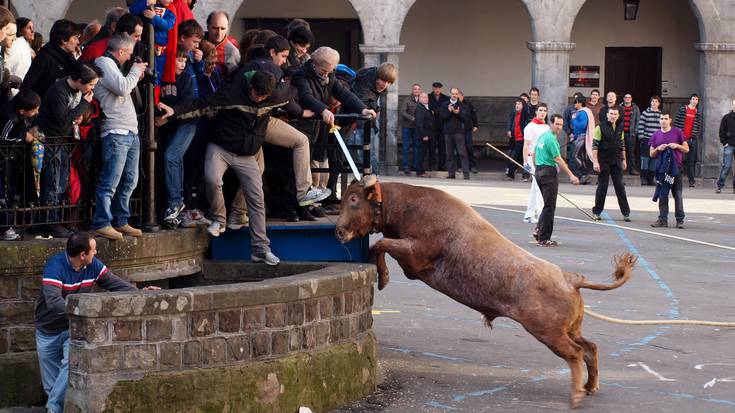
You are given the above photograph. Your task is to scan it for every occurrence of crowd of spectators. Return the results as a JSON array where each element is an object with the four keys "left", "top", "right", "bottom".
[{"left": 0, "top": 2, "right": 392, "bottom": 253}]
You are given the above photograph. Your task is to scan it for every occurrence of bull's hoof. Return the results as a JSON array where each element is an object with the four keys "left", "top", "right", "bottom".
[
  {"left": 570, "top": 391, "right": 585, "bottom": 409},
  {"left": 377, "top": 273, "right": 390, "bottom": 290},
  {"left": 585, "top": 383, "right": 599, "bottom": 395}
]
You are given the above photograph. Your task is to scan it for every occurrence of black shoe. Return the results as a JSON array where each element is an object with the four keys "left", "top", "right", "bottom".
[
  {"left": 463, "top": 174, "right": 470, "bottom": 180},
  {"left": 689, "top": 181, "right": 696, "bottom": 187},
  {"left": 651, "top": 219, "right": 668, "bottom": 228},
  {"left": 716, "top": 187, "right": 722, "bottom": 194},
  {"left": 49, "top": 225, "right": 73, "bottom": 238},
  {"left": 298, "top": 207, "right": 317, "bottom": 221},
  {"left": 502, "top": 176, "right": 514, "bottom": 181},
  {"left": 285, "top": 209, "right": 299, "bottom": 222},
  {"left": 471, "top": 168, "right": 479, "bottom": 174},
  {"left": 446, "top": 175, "right": 456, "bottom": 179},
  {"left": 676, "top": 221, "right": 685, "bottom": 229},
  {"left": 623, "top": 215, "right": 631, "bottom": 222},
  {"left": 310, "top": 206, "right": 327, "bottom": 218},
  {"left": 323, "top": 203, "right": 341, "bottom": 215}
]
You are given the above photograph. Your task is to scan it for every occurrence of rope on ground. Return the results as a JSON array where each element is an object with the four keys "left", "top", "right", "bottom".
[
  {"left": 584, "top": 308, "right": 735, "bottom": 327},
  {"left": 471, "top": 204, "right": 735, "bottom": 327}
]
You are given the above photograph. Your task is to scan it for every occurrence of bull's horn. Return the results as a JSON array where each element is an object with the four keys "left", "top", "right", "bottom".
[{"left": 360, "top": 174, "right": 377, "bottom": 188}]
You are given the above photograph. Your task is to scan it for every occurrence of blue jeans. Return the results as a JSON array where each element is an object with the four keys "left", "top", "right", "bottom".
[
  {"left": 92, "top": 132, "right": 140, "bottom": 229},
  {"left": 566, "top": 138, "right": 579, "bottom": 177},
  {"left": 716, "top": 145, "right": 734, "bottom": 189},
  {"left": 684, "top": 138, "right": 697, "bottom": 183},
  {"left": 401, "top": 127, "right": 418, "bottom": 171},
  {"left": 164, "top": 122, "right": 196, "bottom": 208},
  {"left": 36, "top": 329, "right": 70, "bottom": 413},
  {"left": 353, "top": 121, "right": 379, "bottom": 174},
  {"left": 39, "top": 143, "right": 71, "bottom": 223}
]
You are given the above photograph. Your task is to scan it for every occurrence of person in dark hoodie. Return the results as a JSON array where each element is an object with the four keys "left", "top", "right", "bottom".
[
  {"left": 35, "top": 62, "right": 100, "bottom": 239},
  {"left": 21, "top": 19, "right": 80, "bottom": 99},
  {"left": 716, "top": 98, "right": 735, "bottom": 193},
  {"left": 413, "top": 92, "right": 433, "bottom": 177},
  {"left": 649, "top": 111, "right": 689, "bottom": 228},
  {"left": 157, "top": 70, "right": 306, "bottom": 266},
  {"left": 350, "top": 62, "right": 397, "bottom": 173},
  {"left": 0, "top": 88, "right": 41, "bottom": 241}
]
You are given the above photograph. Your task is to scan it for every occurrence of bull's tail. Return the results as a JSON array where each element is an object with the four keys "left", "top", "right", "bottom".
[{"left": 575, "top": 253, "right": 637, "bottom": 291}]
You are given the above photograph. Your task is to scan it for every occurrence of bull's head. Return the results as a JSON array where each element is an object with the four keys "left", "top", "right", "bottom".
[{"left": 335, "top": 175, "right": 379, "bottom": 244}]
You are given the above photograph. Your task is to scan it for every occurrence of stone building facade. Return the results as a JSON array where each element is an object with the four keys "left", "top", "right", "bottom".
[{"left": 11, "top": 0, "right": 735, "bottom": 176}]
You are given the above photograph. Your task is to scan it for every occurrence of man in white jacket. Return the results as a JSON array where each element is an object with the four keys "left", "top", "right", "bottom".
[
  {"left": 91, "top": 32, "right": 147, "bottom": 240},
  {"left": 522, "top": 103, "right": 549, "bottom": 223}
]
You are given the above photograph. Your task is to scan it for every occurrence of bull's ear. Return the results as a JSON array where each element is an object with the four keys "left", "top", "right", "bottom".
[{"left": 360, "top": 174, "right": 377, "bottom": 189}]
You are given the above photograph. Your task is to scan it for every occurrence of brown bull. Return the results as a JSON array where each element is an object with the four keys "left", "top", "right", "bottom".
[{"left": 335, "top": 176, "right": 636, "bottom": 408}]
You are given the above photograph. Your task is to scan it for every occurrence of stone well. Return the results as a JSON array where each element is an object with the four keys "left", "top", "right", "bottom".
[{"left": 64, "top": 262, "right": 378, "bottom": 413}]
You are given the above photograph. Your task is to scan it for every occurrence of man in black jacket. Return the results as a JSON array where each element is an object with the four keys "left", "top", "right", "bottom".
[
  {"left": 458, "top": 90, "right": 478, "bottom": 173},
  {"left": 716, "top": 98, "right": 735, "bottom": 193},
  {"left": 159, "top": 70, "right": 302, "bottom": 266},
  {"left": 36, "top": 63, "right": 100, "bottom": 239},
  {"left": 290, "top": 46, "right": 375, "bottom": 174},
  {"left": 414, "top": 92, "right": 433, "bottom": 177},
  {"left": 21, "top": 19, "right": 80, "bottom": 99},
  {"left": 440, "top": 87, "right": 472, "bottom": 179},
  {"left": 428, "top": 81, "right": 449, "bottom": 170}
]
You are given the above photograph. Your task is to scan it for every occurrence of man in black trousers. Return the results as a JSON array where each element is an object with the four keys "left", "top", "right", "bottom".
[
  {"left": 591, "top": 107, "right": 631, "bottom": 222},
  {"left": 428, "top": 81, "right": 449, "bottom": 170}
]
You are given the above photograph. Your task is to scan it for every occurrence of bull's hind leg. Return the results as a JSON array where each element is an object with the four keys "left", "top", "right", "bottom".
[
  {"left": 573, "top": 335, "right": 599, "bottom": 395},
  {"left": 370, "top": 238, "right": 436, "bottom": 290},
  {"left": 538, "top": 334, "right": 587, "bottom": 409}
]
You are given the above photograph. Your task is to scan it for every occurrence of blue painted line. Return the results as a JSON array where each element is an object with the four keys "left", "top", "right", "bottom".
[
  {"left": 600, "top": 212, "right": 680, "bottom": 355},
  {"left": 703, "top": 398, "right": 735, "bottom": 407},
  {"left": 425, "top": 401, "right": 459, "bottom": 410},
  {"left": 385, "top": 347, "right": 470, "bottom": 363},
  {"left": 600, "top": 381, "right": 735, "bottom": 407}
]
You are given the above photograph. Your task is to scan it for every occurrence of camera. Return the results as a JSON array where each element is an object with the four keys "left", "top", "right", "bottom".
[{"left": 133, "top": 57, "right": 157, "bottom": 83}]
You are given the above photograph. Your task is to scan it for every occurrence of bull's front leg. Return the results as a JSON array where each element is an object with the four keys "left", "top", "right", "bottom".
[{"left": 370, "top": 238, "right": 436, "bottom": 290}]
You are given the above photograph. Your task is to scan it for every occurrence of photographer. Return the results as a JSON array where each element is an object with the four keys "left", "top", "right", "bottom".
[
  {"left": 440, "top": 87, "right": 471, "bottom": 179},
  {"left": 91, "top": 32, "right": 148, "bottom": 241}
]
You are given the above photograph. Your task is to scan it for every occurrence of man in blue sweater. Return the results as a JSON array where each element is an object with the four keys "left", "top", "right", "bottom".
[{"left": 34, "top": 232, "right": 159, "bottom": 412}]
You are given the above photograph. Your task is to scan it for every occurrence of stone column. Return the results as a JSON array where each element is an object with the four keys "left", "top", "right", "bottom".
[
  {"left": 694, "top": 42, "right": 735, "bottom": 178},
  {"left": 12, "top": 0, "right": 72, "bottom": 38},
  {"left": 527, "top": 41, "right": 576, "bottom": 117},
  {"left": 358, "top": 44, "right": 404, "bottom": 175}
]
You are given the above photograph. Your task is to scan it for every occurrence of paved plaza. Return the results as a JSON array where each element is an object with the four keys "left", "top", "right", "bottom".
[{"left": 334, "top": 176, "right": 735, "bottom": 412}]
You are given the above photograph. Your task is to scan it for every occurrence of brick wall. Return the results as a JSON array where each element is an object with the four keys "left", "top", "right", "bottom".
[{"left": 64, "top": 263, "right": 377, "bottom": 412}]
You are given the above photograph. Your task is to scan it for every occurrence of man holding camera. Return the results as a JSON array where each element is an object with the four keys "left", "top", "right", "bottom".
[
  {"left": 91, "top": 32, "right": 148, "bottom": 240},
  {"left": 440, "top": 87, "right": 472, "bottom": 179}
]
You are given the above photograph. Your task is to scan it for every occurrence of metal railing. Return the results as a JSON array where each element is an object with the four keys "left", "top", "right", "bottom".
[{"left": 0, "top": 138, "right": 142, "bottom": 238}]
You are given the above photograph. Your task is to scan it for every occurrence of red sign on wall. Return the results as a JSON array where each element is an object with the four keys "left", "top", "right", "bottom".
[{"left": 569, "top": 66, "right": 600, "bottom": 87}]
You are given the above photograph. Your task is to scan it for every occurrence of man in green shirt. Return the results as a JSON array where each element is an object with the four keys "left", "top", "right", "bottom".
[{"left": 533, "top": 114, "right": 580, "bottom": 246}]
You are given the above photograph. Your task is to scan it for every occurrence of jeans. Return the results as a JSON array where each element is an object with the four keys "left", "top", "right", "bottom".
[
  {"left": 401, "top": 127, "right": 419, "bottom": 171},
  {"left": 592, "top": 160, "right": 630, "bottom": 216},
  {"left": 353, "top": 121, "right": 379, "bottom": 174},
  {"left": 716, "top": 145, "right": 734, "bottom": 189},
  {"left": 623, "top": 131, "right": 637, "bottom": 172},
  {"left": 535, "top": 166, "right": 558, "bottom": 242},
  {"left": 164, "top": 122, "right": 197, "bottom": 208},
  {"left": 639, "top": 138, "right": 654, "bottom": 172},
  {"left": 658, "top": 174, "right": 685, "bottom": 222},
  {"left": 39, "top": 143, "right": 71, "bottom": 223},
  {"left": 684, "top": 138, "right": 697, "bottom": 184},
  {"left": 36, "top": 329, "right": 70, "bottom": 413},
  {"left": 507, "top": 139, "right": 524, "bottom": 177},
  {"left": 92, "top": 132, "right": 140, "bottom": 229},
  {"left": 566, "top": 138, "right": 579, "bottom": 177}
]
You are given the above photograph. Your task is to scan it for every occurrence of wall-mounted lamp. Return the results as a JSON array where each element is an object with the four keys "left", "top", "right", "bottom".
[{"left": 624, "top": 0, "right": 640, "bottom": 20}]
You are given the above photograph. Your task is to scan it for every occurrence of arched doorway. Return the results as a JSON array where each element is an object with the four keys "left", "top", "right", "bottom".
[
  {"left": 232, "top": 0, "right": 362, "bottom": 69},
  {"left": 570, "top": 0, "right": 701, "bottom": 112}
]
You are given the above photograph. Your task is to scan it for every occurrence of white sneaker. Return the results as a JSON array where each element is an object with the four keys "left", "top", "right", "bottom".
[
  {"left": 2, "top": 227, "right": 20, "bottom": 241},
  {"left": 298, "top": 187, "right": 332, "bottom": 207},
  {"left": 180, "top": 209, "right": 211, "bottom": 228},
  {"left": 226, "top": 214, "right": 249, "bottom": 230},
  {"left": 251, "top": 252, "right": 280, "bottom": 266},
  {"left": 207, "top": 222, "right": 226, "bottom": 237}
]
